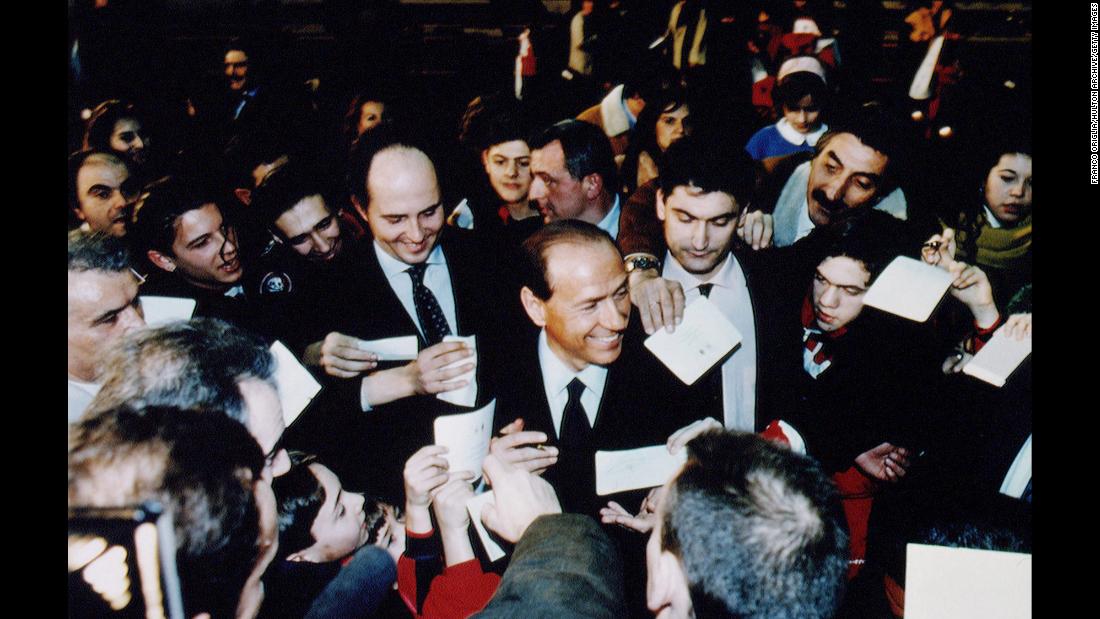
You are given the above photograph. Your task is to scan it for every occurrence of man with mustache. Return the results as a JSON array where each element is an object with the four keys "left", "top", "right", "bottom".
[{"left": 621, "top": 103, "right": 907, "bottom": 334}]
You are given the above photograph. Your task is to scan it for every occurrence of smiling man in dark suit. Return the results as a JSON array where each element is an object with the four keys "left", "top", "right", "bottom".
[
  {"left": 490, "top": 219, "right": 691, "bottom": 519},
  {"left": 299, "top": 129, "right": 513, "bottom": 502}
]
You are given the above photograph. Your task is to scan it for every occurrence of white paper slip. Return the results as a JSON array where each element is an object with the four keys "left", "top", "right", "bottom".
[
  {"left": 644, "top": 297, "right": 742, "bottom": 385},
  {"left": 433, "top": 399, "right": 495, "bottom": 478},
  {"left": 465, "top": 490, "right": 506, "bottom": 562},
  {"left": 270, "top": 341, "right": 322, "bottom": 427},
  {"left": 139, "top": 296, "right": 197, "bottom": 327},
  {"left": 904, "top": 544, "right": 1031, "bottom": 619},
  {"left": 355, "top": 335, "right": 419, "bottom": 361},
  {"left": 595, "top": 445, "right": 688, "bottom": 496},
  {"left": 862, "top": 256, "right": 953, "bottom": 322},
  {"left": 437, "top": 335, "right": 478, "bottom": 407},
  {"left": 962, "top": 327, "right": 1032, "bottom": 387}
]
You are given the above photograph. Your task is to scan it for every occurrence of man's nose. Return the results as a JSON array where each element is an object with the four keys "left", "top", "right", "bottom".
[
  {"left": 405, "top": 218, "right": 425, "bottom": 242},
  {"left": 601, "top": 300, "right": 628, "bottom": 331},
  {"left": 119, "top": 305, "right": 146, "bottom": 333},
  {"left": 311, "top": 232, "right": 332, "bottom": 255},
  {"left": 691, "top": 221, "right": 708, "bottom": 250},
  {"left": 820, "top": 286, "right": 840, "bottom": 307},
  {"left": 529, "top": 177, "right": 547, "bottom": 201}
]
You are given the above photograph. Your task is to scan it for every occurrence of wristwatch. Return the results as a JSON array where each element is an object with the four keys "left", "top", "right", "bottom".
[{"left": 624, "top": 254, "right": 660, "bottom": 273}]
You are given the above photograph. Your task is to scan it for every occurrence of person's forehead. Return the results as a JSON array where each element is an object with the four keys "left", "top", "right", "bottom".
[
  {"left": 276, "top": 195, "right": 330, "bottom": 235},
  {"left": 994, "top": 153, "right": 1032, "bottom": 174},
  {"left": 531, "top": 140, "right": 566, "bottom": 173},
  {"left": 239, "top": 379, "right": 285, "bottom": 451},
  {"left": 666, "top": 186, "right": 737, "bottom": 217},
  {"left": 817, "top": 255, "right": 869, "bottom": 285},
  {"left": 544, "top": 241, "right": 624, "bottom": 297},
  {"left": 112, "top": 118, "right": 141, "bottom": 134},
  {"left": 366, "top": 150, "right": 440, "bottom": 212},
  {"left": 174, "top": 203, "right": 224, "bottom": 243},
  {"left": 487, "top": 140, "right": 530, "bottom": 159},
  {"left": 820, "top": 133, "right": 887, "bottom": 174},
  {"left": 77, "top": 159, "right": 128, "bottom": 190},
  {"left": 660, "top": 104, "right": 690, "bottom": 118},
  {"left": 68, "top": 270, "right": 136, "bottom": 314},
  {"left": 361, "top": 101, "right": 384, "bottom": 113},
  {"left": 225, "top": 49, "right": 248, "bottom": 64}
]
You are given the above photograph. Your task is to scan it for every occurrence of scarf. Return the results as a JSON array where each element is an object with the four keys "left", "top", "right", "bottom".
[
  {"left": 801, "top": 294, "right": 848, "bottom": 378},
  {"left": 957, "top": 209, "right": 1032, "bottom": 270}
]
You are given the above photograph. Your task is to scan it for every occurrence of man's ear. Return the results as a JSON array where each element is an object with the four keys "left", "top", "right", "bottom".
[
  {"left": 647, "top": 549, "right": 689, "bottom": 615},
  {"left": 583, "top": 173, "right": 603, "bottom": 200},
  {"left": 147, "top": 250, "right": 176, "bottom": 273},
  {"left": 234, "top": 187, "right": 252, "bottom": 206},
  {"left": 520, "top": 286, "right": 548, "bottom": 328},
  {"left": 481, "top": 149, "right": 491, "bottom": 169},
  {"left": 73, "top": 207, "right": 87, "bottom": 223},
  {"left": 656, "top": 189, "right": 667, "bottom": 221}
]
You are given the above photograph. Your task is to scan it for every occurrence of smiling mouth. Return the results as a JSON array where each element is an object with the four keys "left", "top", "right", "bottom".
[
  {"left": 588, "top": 333, "right": 623, "bottom": 346},
  {"left": 220, "top": 259, "right": 241, "bottom": 273}
]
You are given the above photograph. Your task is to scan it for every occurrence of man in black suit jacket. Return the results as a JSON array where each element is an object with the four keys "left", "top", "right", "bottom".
[
  {"left": 292, "top": 131, "right": 515, "bottom": 502},
  {"left": 490, "top": 220, "right": 692, "bottom": 520}
]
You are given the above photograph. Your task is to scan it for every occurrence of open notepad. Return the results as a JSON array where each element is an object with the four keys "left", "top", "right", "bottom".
[
  {"left": 596, "top": 445, "right": 688, "bottom": 496},
  {"left": 354, "top": 335, "right": 419, "bottom": 361},
  {"left": 904, "top": 544, "right": 1030, "bottom": 618},
  {"left": 139, "top": 296, "right": 196, "bottom": 327},
  {"left": 644, "top": 297, "right": 742, "bottom": 385},
  {"left": 862, "top": 256, "right": 954, "bottom": 322},
  {"left": 962, "top": 326, "right": 1032, "bottom": 387}
]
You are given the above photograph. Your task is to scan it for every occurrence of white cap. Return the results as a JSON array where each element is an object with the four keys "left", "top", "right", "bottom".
[{"left": 777, "top": 55, "right": 827, "bottom": 84}]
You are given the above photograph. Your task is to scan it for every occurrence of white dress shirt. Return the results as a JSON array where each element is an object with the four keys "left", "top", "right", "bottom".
[
  {"left": 662, "top": 252, "right": 757, "bottom": 431},
  {"left": 373, "top": 241, "right": 457, "bottom": 340},
  {"left": 537, "top": 330, "right": 608, "bottom": 438},
  {"left": 596, "top": 195, "right": 622, "bottom": 240},
  {"left": 68, "top": 379, "right": 100, "bottom": 424}
]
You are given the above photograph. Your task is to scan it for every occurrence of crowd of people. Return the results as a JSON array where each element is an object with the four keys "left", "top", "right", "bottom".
[{"left": 69, "top": 1, "right": 1031, "bottom": 617}]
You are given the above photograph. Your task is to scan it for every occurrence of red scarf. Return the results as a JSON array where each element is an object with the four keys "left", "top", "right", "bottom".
[{"left": 801, "top": 294, "right": 848, "bottom": 370}]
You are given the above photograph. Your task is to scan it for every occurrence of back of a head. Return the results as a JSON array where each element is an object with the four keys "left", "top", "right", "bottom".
[
  {"left": 88, "top": 317, "right": 275, "bottom": 424},
  {"left": 529, "top": 119, "right": 618, "bottom": 194},
  {"left": 69, "top": 403, "right": 264, "bottom": 618},
  {"left": 68, "top": 228, "right": 133, "bottom": 275},
  {"left": 662, "top": 431, "right": 848, "bottom": 619},
  {"left": 660, "top": 135, "right": 758, "bottom": 210}
]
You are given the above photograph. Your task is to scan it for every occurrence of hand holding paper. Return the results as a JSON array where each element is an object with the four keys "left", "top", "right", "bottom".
[
  {"left": 437, "top": 335, "right": 477, "bottom": 407},
  {"left": 303, "top": 332, "right": 380, "bottom": 378},
  {"left": 962, "top": 322, "right": 1032, "bottom": 387},
  {"left": 409, "top": 340, "right": 474, "bottom": 396},
  {"left": 354, "top": 335, "right": 419, "bottom": 361},
  {"left": 433, "top": 399, "right": 495, "bottom": 479},
  {"left": 645, "top": 297, "right": 742, "bottom": 385}
]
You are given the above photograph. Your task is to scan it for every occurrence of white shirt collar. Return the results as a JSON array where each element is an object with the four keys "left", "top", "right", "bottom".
[
  {"left": 374, "top": 240, "right": 446, "bottom": 279},
  {"left": 596, "top": 195, "right": 622, "bottom": 240},
  {"left": 537, "top": 329, "right": 609, "bottom": 402},
  {"left": 775, "top": 118, "right": 828, "bottom": 148},
  {"left": 661, "top": 250, "right": 739, "bottom": 292},
  {"left": 982, "top": 206, "right": 1003, "bottom": 229}
]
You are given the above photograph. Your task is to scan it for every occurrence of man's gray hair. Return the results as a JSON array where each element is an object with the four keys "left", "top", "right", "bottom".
[
  {"left": 87, "top": 318, "right": 276, "bottom": 424},
  {"left": 67, "top": 229, "right": 132, "bottom": 273}
]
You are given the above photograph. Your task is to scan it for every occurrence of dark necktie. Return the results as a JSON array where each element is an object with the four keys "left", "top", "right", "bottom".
[
  {"left": 559, "top": 378, "right": 592, "bottom": 449},
  {"left": 407, "top": 263, "right": 452, "bottom": 346},
  {"left": 696, "top": 283, "right": 724, "bottom": 419}
]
